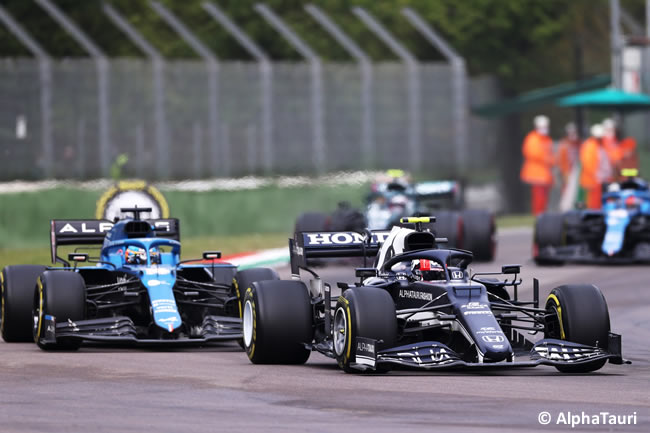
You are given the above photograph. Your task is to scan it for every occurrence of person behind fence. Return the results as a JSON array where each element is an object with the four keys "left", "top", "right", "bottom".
[
  {"left": 602, "top": 118, "right": 623, "bottom": 172},
  {"left": 556, "top": 122, "right": 580, "bottom": 191},
  {"left": 580, "top": 123, "right": 611, "bottom": 209},
  {"left": 520, "top": 115, "right": 554, "bottom": 215}
]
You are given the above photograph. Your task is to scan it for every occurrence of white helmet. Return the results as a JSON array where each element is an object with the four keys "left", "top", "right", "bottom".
[
  {"left": 591, "top": 124, "right": 604, "bottom": 139},
  {"left": 534, "top": 115, "right": 549, "bottom": 135}
]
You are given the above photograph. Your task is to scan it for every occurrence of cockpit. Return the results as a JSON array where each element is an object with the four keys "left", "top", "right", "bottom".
[{"left": 124, "top": 245, "right": 162, "bottom": 265}]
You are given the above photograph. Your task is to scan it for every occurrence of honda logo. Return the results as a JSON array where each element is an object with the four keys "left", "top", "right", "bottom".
[{"left": 451, "top": 270, "right": 464, "bottom": 279}]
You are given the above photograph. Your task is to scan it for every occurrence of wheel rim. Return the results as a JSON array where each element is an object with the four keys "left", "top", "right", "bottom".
[
  {"left": 32, "top": 295, "right": 42, "bottom": 342},
  {"left": 333, "top": 307, "right": 348, "bottom": 356},
  {"left": 243, "top": 300, "right": 254, "bottom": 347}
]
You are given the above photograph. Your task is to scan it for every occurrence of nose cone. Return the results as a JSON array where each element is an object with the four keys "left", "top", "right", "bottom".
[{"left": 141, "top": 270, "right": 182, "bottom": 333}]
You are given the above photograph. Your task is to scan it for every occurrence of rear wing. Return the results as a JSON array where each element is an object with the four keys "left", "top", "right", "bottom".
[
  {"left": 50, "top": 219, "right": 180, "bottom": 264},
  {"left": 414, "top": 180, "right": 460, "bottom": 199},
  {"left": 289, "top": 230, "right": 390, "bottom": 275}
]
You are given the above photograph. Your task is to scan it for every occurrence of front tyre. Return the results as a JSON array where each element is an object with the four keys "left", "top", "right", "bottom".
[
  {"left": 334, "top": 287, "right": 397, "bottom": 373},
  {"left": 545, "top": 284, "right": 610, "bottom": 373},
  {"left": 1, "top": 265, "right": 46, "bottom": 342},
  {"left": 242, "top": 280, "right": 313, "bottom": 364},
  {"left": 33, "top": 271, "right": 86, "bottom": 350}
]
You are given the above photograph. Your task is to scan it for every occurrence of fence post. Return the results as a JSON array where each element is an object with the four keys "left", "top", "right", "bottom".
[
  {"left": 35, "top": 0, "right": 111, "bottom": 178},
  {"left": 150, "top": 1, "right": 219, "bottom": 178},
  {"left": 202, "top": 2, "right": 274, "bottom": 174},
  {"left": 305, "top": 4, "right": 374, "bottom": 169},
  {"left": 255, "top": 3, "right": 326, "bottom": 174},
  {"left": 402, "top": 8, "right": 468, "bottom": 174},
  {"left": 0, "top": 5, "right": 53, "bottom": 178},
  {"left": 103, "top": 3, "right": 167, "bottom": 180},
  {"left": 353, "top": 7, "right": 421, "bottom": 173}
]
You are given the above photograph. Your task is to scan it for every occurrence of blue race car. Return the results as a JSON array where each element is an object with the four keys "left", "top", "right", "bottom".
[
  {"left": 0, "top": 207, "right": 277, "bottom": 349},
  {"left": 534, "top": 172, "right": 650, "bottom": 264}
]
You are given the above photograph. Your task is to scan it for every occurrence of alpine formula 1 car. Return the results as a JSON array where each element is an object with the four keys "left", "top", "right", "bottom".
[
  {"left": 534, "top": 173, "right": 650, "bottom": 264},
  {"left": 0, "top": 207, "right": 277, "bottom": 349},
  {"left": 240, "top": 217, "right": 626, "bottom": 373},
  {"left": 294, "top": 171, "right": 495, "bottom": 261}
]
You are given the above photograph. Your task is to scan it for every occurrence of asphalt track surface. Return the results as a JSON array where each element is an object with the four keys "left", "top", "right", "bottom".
[{"left": 1, "top": 228, "right": 648, "bottom": 432}]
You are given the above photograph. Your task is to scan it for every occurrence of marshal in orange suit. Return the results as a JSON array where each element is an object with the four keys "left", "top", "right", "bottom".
[{"left": 520, "top": 115, "right": 554, "bottom": 215}]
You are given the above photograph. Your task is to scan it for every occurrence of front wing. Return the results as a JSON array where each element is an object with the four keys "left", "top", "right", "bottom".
[
  {"left": 347, "top": 335, "right": 627, "bottom": 371},
  {"left": 39, "top": 314, "right": 242, "bottom": 346},
  {"left": 536, "top": 244, "right": 650, "bottom": 265}
]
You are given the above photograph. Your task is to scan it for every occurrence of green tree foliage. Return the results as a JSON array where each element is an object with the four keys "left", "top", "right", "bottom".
[{"left": 0, "top": 0, "right": 642, "bottom": 92}]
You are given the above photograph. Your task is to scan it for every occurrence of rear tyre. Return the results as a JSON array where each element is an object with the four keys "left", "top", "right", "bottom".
[
  {"left": 33, "top": 271, "right": 86, "bottom": 350},
  {"left": 534, "top": 212, "right": 565, "bottom": 265},
  {"left": 329, "top": 202, "right": 365, "bottom": 232},
  {"left": 242, "top": 280, "right": 313, "bottom": 364},
  {"left": 545, "top": 284, "right": 610, "bottom": 373},
  {"left": 461, "top": 209, "right": 496, "bottom": 261},
  {"left": 234, "top": 268, "right": 279, "bottom": 349},
  {"left": 434, "top": 211, "right": 462, "bottom": 249},
  {"left": 334, "top": 287, "right": 398, "bottom": 374},
  {"left": 294, "top": 212, "right": 329, "bottom": 233},
  {"left": 1, "top": 265, "right": 47, "bottom": 342}
]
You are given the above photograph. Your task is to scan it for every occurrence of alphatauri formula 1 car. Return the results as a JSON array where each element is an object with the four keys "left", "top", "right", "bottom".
[
  {"left": 0, "top": 207, "right": 276, "bottom": 349},
  {"left": 241, "top": 217, "right": 626, "bottom": 373},
  {"left": 294, "top": 172, "right": 495, "bottom": 261},
  {"left": 535, "top": 173, "right": 650, "bottom": 264}
]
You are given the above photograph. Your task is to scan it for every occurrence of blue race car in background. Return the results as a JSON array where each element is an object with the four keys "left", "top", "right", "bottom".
[
  {"left": 534, "top": 172, "right": 650, "bottom": 264},
  {"left": 0, "top": 207, "right": 277, "bottom": 349}
]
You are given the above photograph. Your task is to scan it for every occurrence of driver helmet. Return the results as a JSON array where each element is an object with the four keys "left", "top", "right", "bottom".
[
  {"left": 607, "top": 183, "right": 621, "bottom": 193},
  {"left": 149, "top": 247, "right": 161, "bottom": 265},
  {"left": 389, "top": 194, "right": 409, "bottom": 210},
  {"left": 411, "top": 259, "right": 445, "bottom": 281},
  {"left": 125, "top": 246, "right": 146, "bottom": 264}
]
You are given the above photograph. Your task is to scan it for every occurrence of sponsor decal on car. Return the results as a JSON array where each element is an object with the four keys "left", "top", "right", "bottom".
[
  {"left": 399, "top": 290, "right": 433, "bottom": 301},
  {"left": 355, "top": 337, "right": 376, "bottom": 367},
  {"left": 481, "top": 335, "right": 505, "bottom": 343},
  {"left": 304, "top": 231, "right": 390, "bottom": 246}
]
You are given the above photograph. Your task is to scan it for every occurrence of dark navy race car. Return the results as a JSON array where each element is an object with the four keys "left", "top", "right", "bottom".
[
  {"left": 535, "top": 172, "right": 650, "bottom": 264},
  {"left": 0, "top": 207, "right": 277, "bottom": 349},
  {"left": 240, "top": 217, "right": 626, "bottom": 373}
]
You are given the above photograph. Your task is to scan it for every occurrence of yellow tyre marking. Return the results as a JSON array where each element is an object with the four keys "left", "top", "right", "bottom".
[
  {"left": 35, "top": 277, "right": 44, "bottom": 341},
  {"left": 233, "top": 278, "right": 242, "bottom": 318},
  {"left": 336, "top": 296, "right": 352, "bottom": 362},
  {"left": 547, "top": 294, "right": 566, "bottom": 340},
  {"left": 245, "top": 287, "right": 256, "bottom": 359}
]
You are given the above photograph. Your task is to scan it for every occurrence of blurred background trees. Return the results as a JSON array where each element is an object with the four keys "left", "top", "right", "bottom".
[{"left": 0, "top": 0, "right": 643, "bottom": 93}]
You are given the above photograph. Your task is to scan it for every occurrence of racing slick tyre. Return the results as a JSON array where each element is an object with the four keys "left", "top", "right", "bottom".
[
  {"left": 329, "top": 202, "right": 366, "bottom": 232},
  {"left": 534, "top": 212, "right": 565, "bottom": 265},
  {"left": 334, "top": 287, "right": 398, "bottom": 374},
  {"left": 545, "top": 284, "right": 610, "bottom": 373},
  {"left": 234, "top": 268, "right": 280, "bottom": 349},
  {"left": 294, "top": 212, "right": 329, "bottom": 233},
  {"left": 242, "top": 280, "right": 313, "bottom": 364},
  {"left": 461, "top": 209, "right": 496, "bottom": 261},
  {"left": 33, "top": 271, "right": 86, "bottom": 350},
  {"left": 1, "top": 265, "right": 46, "bottom": 342},
  {"left": 434, "top": 210, "right": 462, "bottom": 249}
]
